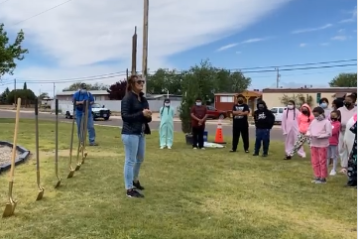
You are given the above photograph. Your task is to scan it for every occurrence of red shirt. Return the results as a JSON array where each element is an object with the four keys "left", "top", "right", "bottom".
[
  {"left": 191, "top": 105, "right": 207, "bottom": 127},
  {"left": 329, "top": 120, "right": 341, "bottom": 146}
]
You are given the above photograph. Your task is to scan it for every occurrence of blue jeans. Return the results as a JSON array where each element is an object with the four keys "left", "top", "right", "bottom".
[
  {"left": 76, "top": 112, "right": 96, "bottom": 144},
  {"left": 255, "top": 128, "right": 270, "bottom": 154},
  {"left": 122, "top": 134, "right": 146, "bottom": 190}
]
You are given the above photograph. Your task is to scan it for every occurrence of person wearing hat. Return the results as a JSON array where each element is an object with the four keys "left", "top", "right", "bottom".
[
  {"left": 72, "top": 83, "right": 98, "bottom": 146},
  {"left": 159, "top": 98, "right": 175, "bottom": 149}
]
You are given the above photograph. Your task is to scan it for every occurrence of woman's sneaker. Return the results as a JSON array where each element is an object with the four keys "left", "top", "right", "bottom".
[
  {"left": 311, "top": 177, "right": 320, "bottom": 183},
  {"left": 315, "top": 178, "right": 327, "bottom": 184},
  {"left": 329, "top": 170, "right": 337, "bottom": 176},
  {"left": 133, "top": 180, "right": 145, "bottom": 190},
  {"left": 126, "top": 189, "right": 144, "bottom": 198}
]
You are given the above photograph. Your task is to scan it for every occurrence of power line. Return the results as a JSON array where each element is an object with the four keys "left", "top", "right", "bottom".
[
  {"left": 11, "top": 0, "right": 73, "bottom": 26},
  {"left": 1, "top": 62, "right": 355, "bottom": 85},
  {"left": 232, "top": 58, "right": 357, "bottom": 71}
]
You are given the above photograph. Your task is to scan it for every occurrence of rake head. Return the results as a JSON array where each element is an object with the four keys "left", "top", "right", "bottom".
[
  {"left": 54, "top": 180, "right": 61, "bottom": 189},
  {"left": 75, "top": 164, "right": 81, "bottom": 171},
  {"left": 36, "top": 188, "right": 45, "bottom": 201},
  {"left": 67, "top": 170, "right": 75, "bottom": 179}
]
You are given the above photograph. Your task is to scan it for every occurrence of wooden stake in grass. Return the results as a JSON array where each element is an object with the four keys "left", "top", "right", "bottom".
[
  {"left": 67, "top": 102, "right": 76, "bottom": 179},
  {"left": 75, "top": 109, "right": 85, "bottom": 171},
  {"left": 2, "top": 98, "right": 21, "bottom": 218},
  {"left": 34, "top": 98, "right": 44, "bottom": 200},
  {"left": 54, "top": 99, "right": 61, "bottom": 188}
]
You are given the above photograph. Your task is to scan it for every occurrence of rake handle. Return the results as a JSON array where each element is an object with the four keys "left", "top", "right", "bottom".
[
  {"left": 9, "top": 98, "right": 21, "bottom": 182},
  {"left": 55, "top": 99, "right": 59, "bottom": 175},
  {"left": 69, "top": 102, "right": 75, "bottom": 167},
  {"left": 34, "top": 98, "right": 41, "bottom": 180}
]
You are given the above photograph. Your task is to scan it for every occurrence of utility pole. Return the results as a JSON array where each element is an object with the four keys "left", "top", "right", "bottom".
[
  {"left": 53, "top": 83, "right": 56, "bottom": 99},
  {"left": 276, "top": 68, "right": 280, "bottom": 88},
  {"left": 131, "top": 27, "right": 137, "bottom": 75},
  {"left": 142, "top": 0, "right": 149, "bottom": 95}
]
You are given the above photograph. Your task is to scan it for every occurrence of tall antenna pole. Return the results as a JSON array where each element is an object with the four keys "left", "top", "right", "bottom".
[
  {"left": 276, "top": 67, "right": 280, "bottom": 88},
  {"left": 142, "top": 0, "right": 149, "bottom": 95},
  {"left": 131, "top": 26, "right": 137, "bottom": 76}
]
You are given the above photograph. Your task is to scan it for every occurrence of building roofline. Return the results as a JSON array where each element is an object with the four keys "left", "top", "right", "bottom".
[{"left": 262, "top": 87, "right": 357, "bottom": 93}]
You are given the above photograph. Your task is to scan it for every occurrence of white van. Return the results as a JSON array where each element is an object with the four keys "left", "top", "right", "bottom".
[{"left": 270, "top": 107, "right": 287, "bottom": 124}]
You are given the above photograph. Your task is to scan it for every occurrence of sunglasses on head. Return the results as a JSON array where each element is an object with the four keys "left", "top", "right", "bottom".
[{"left": 136, "top": 80, "right": 145, "bottom": 84}]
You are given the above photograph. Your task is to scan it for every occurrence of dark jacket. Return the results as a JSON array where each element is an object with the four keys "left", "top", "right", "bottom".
[
  {"left": 253, "top": 101, "right": 275, "bottom": 129},
  {"left": 121, "top": 91, "right": 152, "bottom": 135}
]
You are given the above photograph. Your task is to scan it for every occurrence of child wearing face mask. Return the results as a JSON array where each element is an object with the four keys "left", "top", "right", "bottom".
[
  {"left": 319, "top": 98, "right": 331, "bottom": 119},
  {"left": 286, "top": 103, "right": 314, "bottom": 159},
  {"left": 326, "top": 110, "right": 341, "bottom": 176},
  {"left": 307, "top": 107, "right": 332, "bottom": 184},
  {"left": 159, "top": 99, "right": 175, "bottom": 149}
]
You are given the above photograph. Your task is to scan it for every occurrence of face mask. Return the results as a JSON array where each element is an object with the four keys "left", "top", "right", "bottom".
[
  {"left": 80, "top": 89, "right": 87, "bottom": 93},
  {"left": 237, "top": 100, "right": 244, "bottom": 104},
  {"left": 345, "top": 102, "right": 352, "bottom": 108},
  {"left": 320, "top": 103, "right": 327, "bottom": 108},
  {"left": 287, "top": 105, "right": 294, "bottom": 109},
  {"left": 301, "top": 110, "right": 308, "bottom": 114},
  {"left": 315, "top": 115, "right": 325, "bottom": 121},
  {"left": 258, "top": 107, "right": 264, "bottom": 110},
  {"left": 196, "top": 102, "right": 202, "bottom": 106},
  {"left": 164, "top": 103, "right": 170, "bottom": 107},
  {"left": 331, "top": 118, "right": 337, "bottom": 121}
]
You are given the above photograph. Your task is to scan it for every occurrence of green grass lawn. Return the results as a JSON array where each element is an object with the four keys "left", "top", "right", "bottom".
[{"left": 0, "top": 118, "right": 356, "bottom": 239}]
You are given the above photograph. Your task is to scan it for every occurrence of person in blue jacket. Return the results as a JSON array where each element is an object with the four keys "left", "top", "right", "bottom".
[
  {"left": 72, "top": 83, "right": 98, "bottom": 146},
  {"left": 159, "top": 98, "right": 175, "bottom": 149}
]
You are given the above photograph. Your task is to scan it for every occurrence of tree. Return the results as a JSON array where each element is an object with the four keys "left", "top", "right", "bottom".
[
  {"left": 7, "top": 89, "right": 36, "bottom": 106},
  {"left": 329, "top": 73, "right": 357, "bottom": 87},
  {"left": 38, "top": 92, "right": 49, "bottom": 100},
  {"left": 107, "top": 80, "right": 127, "bottom": 100},
  {"left": 146, "top": 68, "right": 183, "bottom": 95},
  {"left": 0, "top": 23, "right": 28, "bottom": 77},
  {"left": 0, "top": 87, "right": 10, "bottom": 103},
  {"left": 23, "top": 82, "right": 27, "bottom": 90},
  {"left": 229, "top": 71, "right": 251, "bottom": 93},
  {"left": 63, "top": 82, "right": 108, "bottom": 91},
  {"left": 179, "top": 60, "right": 216, "bottom": 133},
  {"left": 280, "top": 93, "right": 313, "bottom": 107}
]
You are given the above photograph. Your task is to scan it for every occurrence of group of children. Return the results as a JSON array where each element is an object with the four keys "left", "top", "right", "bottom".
[
  {"left": 158, "top": 94, "right": 357, "bottom": 186},
  {"left": 282, "top": 93, "right": 357, "bottom": 186}
]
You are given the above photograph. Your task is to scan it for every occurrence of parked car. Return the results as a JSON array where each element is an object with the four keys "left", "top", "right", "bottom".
[
  {"left": 65, "top": 103, "right": 111, "bottom": 121},
  {"left": 206, "top": 105, "right": 228, "bottom": 119},
  {"left": 270, "top": 106, "right": 286, "bottom": 124}
]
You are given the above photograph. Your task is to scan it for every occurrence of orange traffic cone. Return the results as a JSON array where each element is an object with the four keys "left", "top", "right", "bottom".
[{"left": 214, "top": 119, "right": 226, "bottom": 144}]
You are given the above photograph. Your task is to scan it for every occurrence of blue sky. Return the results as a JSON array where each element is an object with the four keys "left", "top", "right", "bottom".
[
  {"left": 0, "top": 0, "right": 356, "bottom": 95},
  {"left": 170, "top": 0, "right": 357, "bottom": 88}
]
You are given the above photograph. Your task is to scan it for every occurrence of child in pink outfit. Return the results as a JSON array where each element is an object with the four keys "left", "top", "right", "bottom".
[
  {"left": 286, "top": 103, "right": 314, "bottom": 159},
  {"left": 327, "top": 110, "right": 341, "bottom": 176},
  {"left": 307, "top": 107, "right": 332, "bottom": 184}
]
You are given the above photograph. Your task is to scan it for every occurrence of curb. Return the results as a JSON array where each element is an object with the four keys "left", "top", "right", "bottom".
[{"left": 0, "top": 141, "right": 31, "bottom": 174}]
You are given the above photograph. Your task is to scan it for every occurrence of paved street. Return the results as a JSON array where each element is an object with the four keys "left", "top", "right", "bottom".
[{"left": 0, "top": 109, "right": 285, "bottom": 141}]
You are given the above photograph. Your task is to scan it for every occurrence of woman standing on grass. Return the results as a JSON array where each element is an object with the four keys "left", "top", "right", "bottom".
[
  {"left": 285, "top": 103, "right": 314, "bottom": 160},
  {"left": 159, "top": 98, "right": 175, "bottom": 149},
  {"left": 281, "top": 100, "right": 304, "bottom": 159},
  {"left": 121, "top": 75, "right": 152, "bottom": 198}
]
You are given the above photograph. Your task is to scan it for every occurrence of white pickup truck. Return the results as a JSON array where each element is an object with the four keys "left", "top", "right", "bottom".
[{"left": 65, "top": 103, "right": 111, "bottom": 121}]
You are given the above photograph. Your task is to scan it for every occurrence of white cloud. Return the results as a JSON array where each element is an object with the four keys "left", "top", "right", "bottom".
[
  {"left": 235, "top": 51, "right": 242, "bottom": 54},
  {"left": 240, "top": 37, "right": 271, "bottom": 44},
  {"left": 339, "top": 6, "right": 357, "bottom": 23},
  {"left": 331, "top": 35, "right": 347, "bottom": 41},
  {"left": 338, "top": 28, "right": 345, "bottom": 33},
  {"left": 291, "top": 24, "right": 333, "bottom": 34},
  {"left": 0, "top": 0, "right": 291, "bottom": 93},
  {"left": 299, "top": 43, "right": 306, "bottom": 47},
  {"left": 216, "top": 43, "right": 238, "bottom": 52},
  {"left": 320, "top": 42, "right": 330, "bottom": 46}
]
